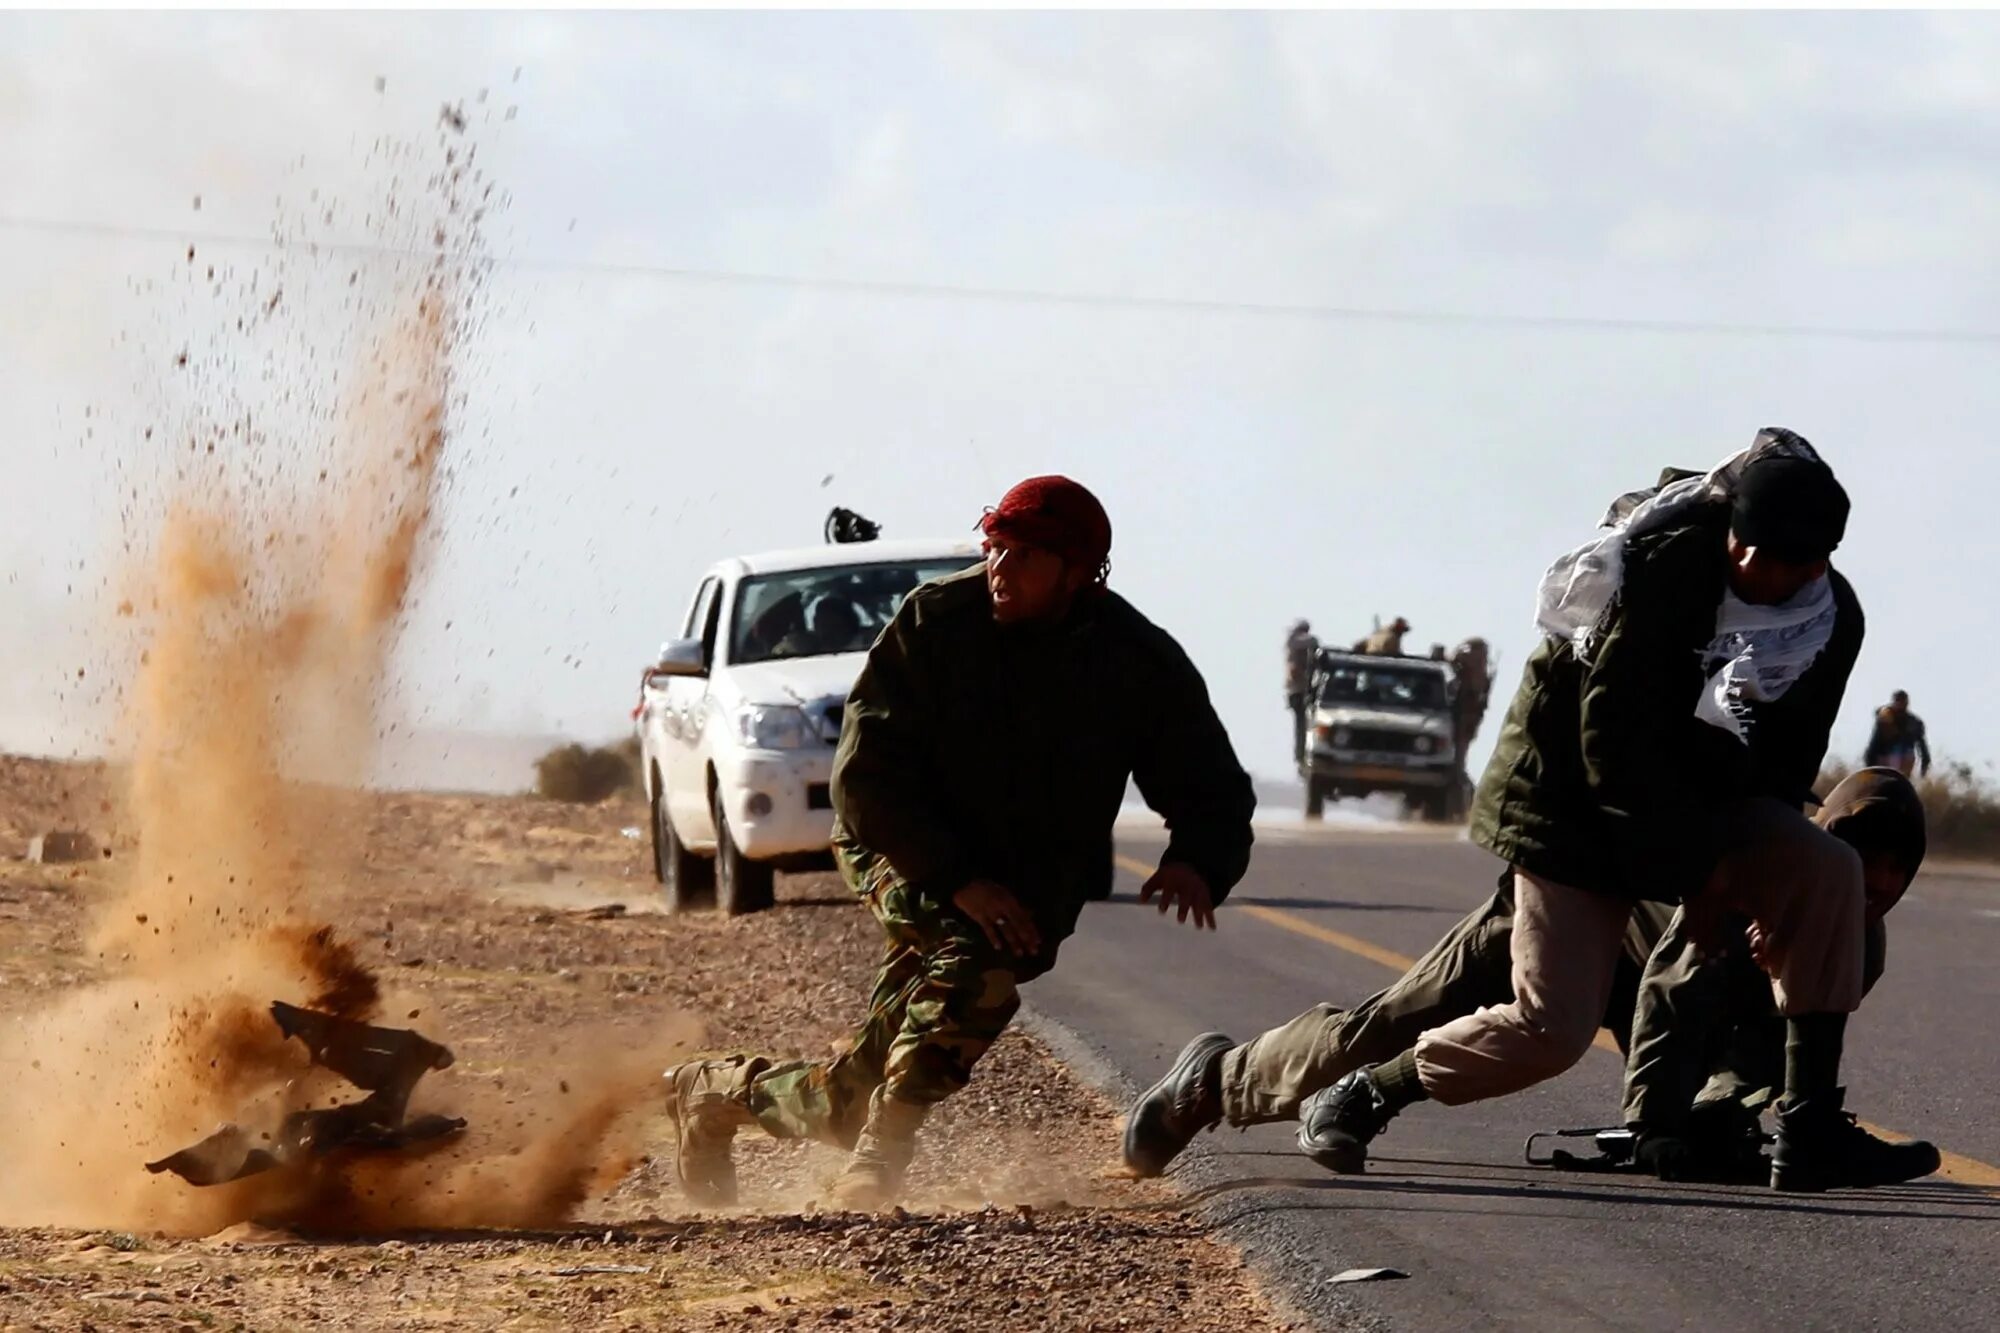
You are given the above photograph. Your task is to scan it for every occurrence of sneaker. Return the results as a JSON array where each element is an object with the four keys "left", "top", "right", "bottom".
[
  {"left": 1296, "top": 1069, "right": 1400, "bottom": 1174},
  {"left": 661, "top": 1060, "right": 753, "bottom": 1207},
  {"left": 1122, "top": 1032, "right": 1231, "bottom": 1178},
  {"left": 1771, "top": 1090, "right": 1942, "bottom": 1193}
]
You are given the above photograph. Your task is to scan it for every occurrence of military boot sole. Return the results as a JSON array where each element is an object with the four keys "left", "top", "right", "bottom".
[{"left": 1296, "top": 1129, "right": 1368, "bottom": 1175}]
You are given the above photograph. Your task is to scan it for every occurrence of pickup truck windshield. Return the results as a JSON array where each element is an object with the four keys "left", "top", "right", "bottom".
[
  {"left": 732, "top": 559, "right": 976, "bottom": 666},
  {"left": 1317, "top": 662, "right": 1449, "bottom": 712}
]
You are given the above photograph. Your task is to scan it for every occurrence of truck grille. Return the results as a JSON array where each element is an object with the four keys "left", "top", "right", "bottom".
[{"left": 1343, "top": 727, "right": 1423, "bottom": 754}]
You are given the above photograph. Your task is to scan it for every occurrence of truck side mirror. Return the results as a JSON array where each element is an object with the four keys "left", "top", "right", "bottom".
[{"left": 647, "top": 637, "right": 706, "bottom": 684}]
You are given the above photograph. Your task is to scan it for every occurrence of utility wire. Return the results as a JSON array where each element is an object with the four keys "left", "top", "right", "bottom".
[{"left": 4, "top": 209, "right": 1997, "bottom": 347}]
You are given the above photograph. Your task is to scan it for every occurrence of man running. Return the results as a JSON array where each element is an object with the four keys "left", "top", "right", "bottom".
[{"left": 661, "top": 475, "right": 1255, "bottom": 1209}]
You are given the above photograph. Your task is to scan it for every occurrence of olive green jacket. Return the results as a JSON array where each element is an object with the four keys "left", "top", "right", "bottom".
[
  {"left": 1469, "top": 497, "right": 1864, "bottom": 902},
  {"left": 831, "top": 566, "right": 1255, "bottom": 939}
]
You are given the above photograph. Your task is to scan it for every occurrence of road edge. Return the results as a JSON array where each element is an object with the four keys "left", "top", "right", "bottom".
[{"left": 1015, "top": 1000, "right": 1387, "bottom": 1333}]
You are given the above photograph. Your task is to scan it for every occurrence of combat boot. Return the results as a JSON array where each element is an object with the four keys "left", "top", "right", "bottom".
[
  {"left": 1122, "top": 1031, "right": 1231, "bottom": 1178},
  {"left": 1771, "top": 1090, "right": 1941, "bottom": 1193},
  {"left": 662, "top": 1059, "right": 756, "bottom": 1207},
  {"left": 1296, "top": 1068, "right": 1402, "bottom": 1174},
  {"left": 829, "top": 1085, "right": 930, "bottom": 1211}
]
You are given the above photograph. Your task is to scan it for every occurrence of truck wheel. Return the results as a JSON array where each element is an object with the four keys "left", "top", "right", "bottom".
[
  {"left": 1305, "top": 780, "right": 1326, "bottom": 821},
  {"left": 713, "top": 795, "right": 776, "bottom": 916},
  {"left": 653, "top": 775, "right": 715, "bottom": 912}
]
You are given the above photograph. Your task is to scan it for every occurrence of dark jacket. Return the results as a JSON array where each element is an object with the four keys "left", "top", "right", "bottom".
[
  {"left": 1864, "top": 708, "right": 1930, "bottom": 772},
  {"left": 1469, "top": 497, "right": 1863, "bottom": 902},
  {"left": 831, "top": 566, "right": 1255, "bottom": 942}
]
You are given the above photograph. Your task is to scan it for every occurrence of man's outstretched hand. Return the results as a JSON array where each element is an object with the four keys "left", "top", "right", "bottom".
[
  {"left": 1139, "top": 862, "right": 1217, "bottom": 931},
  {"left": 953, "top": 879, "right": 1043, "bottom": 957}
]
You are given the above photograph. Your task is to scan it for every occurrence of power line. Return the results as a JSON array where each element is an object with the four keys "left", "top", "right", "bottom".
[{"left": 4, "top": 209, "right": 1998, "bottom": 347}]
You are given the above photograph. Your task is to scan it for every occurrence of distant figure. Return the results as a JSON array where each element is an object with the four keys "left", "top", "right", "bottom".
[
  {"left": 1361, "top": 616, "right": 1411, "bottom": 656},
  {"left": 1285, "top": 619, "right": 1319, "bottom": 766},
  {"left": 1428, "top": 644, "right": 1448, "bottom": 661},
  {"left": 1449, "top": 637, "right": 1493, "bottom": 762},
  {"left": 1864, "top": 691, "right": 1931, "bottom": 777}
]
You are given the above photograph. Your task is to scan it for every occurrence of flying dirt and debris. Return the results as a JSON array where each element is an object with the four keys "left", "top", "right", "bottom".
[{"left": 0, "top": 105, "right": 682, "bottom": 1242}]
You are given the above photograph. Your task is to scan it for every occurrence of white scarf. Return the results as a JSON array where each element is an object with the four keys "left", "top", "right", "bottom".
[{"left": 1534, "top": 433, "right": 1838, "bottom": 743}]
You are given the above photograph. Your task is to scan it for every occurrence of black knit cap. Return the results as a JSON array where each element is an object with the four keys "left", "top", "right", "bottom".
[{"left": 1731, "top": 429, "right": 1850, "bottom": 561}]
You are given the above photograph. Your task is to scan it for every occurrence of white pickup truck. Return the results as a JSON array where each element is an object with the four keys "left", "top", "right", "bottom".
[{"left": 636, "top": 537, "right": 982, "bottom": 914}]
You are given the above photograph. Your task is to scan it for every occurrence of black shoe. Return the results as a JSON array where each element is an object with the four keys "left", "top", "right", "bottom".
[
  {"left": 1123, "top": 1032, "right": 1231, "bottom": 1178},
  {"left": 1297, "top": 1069, "right": 1400, "bottom": 1174},
  {"left": 1771, "top": 1090, "right": 1942, "bottom": 1193},
  {"left": 1634, "top": 1102, "right": 1770, "bottom": 1184},
  {"left": 1633, "top": 1130, "right": 1698, "bottom": 1182}
]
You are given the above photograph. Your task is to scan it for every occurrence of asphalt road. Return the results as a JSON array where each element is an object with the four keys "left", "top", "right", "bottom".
[{"left": 1024, "top": 822, "right": 2000, "bottom": 1332}]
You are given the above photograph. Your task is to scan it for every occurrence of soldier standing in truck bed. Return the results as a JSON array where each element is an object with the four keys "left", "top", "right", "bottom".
[
  {"left": 1450, "top": 637, "right": 1493, "bottom": 762},
  {"left": 1360, "top": 616, "right": 1411, "bottom": 656},
  {"left": 1286, "top": 620, "right": 1318, "bottom": 766}
]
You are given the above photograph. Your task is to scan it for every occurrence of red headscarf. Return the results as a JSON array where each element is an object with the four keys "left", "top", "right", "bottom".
[{"left": 978, "top": 475, "right": 1113, "bottom": 585}]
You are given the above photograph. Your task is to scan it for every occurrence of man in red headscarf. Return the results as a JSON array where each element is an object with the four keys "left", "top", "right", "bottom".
[{"left": 661, "top": 476, "right": 1256, "bottom": 1209}]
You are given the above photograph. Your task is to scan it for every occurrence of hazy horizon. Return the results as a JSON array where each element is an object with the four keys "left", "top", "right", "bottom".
[{"left": 5, "top": 10, "right": 1997, "bottom": 794}]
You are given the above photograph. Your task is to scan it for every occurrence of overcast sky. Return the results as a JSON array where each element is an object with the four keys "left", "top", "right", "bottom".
[{"left": 4, "top": 9, "right": 1998, "bottom": 791}]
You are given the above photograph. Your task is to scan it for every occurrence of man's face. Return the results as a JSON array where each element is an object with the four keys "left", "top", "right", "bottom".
[
  {"left": 984, "top": 537, "right": 1081, "bottom": 624},
  {"left": 1726, "top": 531, "right": 1828, "bottom": 606},
  {"left": 1862, "top": 851, "right": 1913, "bottom": 921}
]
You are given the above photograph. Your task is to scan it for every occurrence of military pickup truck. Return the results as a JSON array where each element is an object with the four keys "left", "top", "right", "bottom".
[{"left": 1300, "top": 649, "right": 1464, "bottom": 822}]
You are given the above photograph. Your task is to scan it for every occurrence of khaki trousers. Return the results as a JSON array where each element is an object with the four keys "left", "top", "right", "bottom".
[{"left": 1223, "top": 799, "right": 1866, "bottom": 1115}]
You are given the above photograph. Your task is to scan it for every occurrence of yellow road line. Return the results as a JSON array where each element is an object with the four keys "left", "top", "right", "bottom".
[
  {"left": 1229, "top": 896, "right": 1628, "bottom": 1059},
  {"left": 1237, "top": 903, "right": 1433, "bottom": 979},
  {"left": 1114, "top": 855, "right": 2000, "bottom": 1191}
]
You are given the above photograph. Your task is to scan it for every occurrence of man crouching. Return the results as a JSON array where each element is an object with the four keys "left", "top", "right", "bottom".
[{"left": 662, "top": 475, "right": 1256, "bottom": 1210}]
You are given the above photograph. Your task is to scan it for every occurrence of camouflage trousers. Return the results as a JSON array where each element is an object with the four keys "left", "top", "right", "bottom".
[{"left": 729, "top": 849, "right": 1039, "bottom": 1151}]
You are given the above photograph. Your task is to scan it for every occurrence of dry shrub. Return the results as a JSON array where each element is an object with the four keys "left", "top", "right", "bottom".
[
  {"left": 534, "top": 737, "right": 640, "bottom": 804},
  {"left": 1819, "top": 759, "right": 2000, "bottom": 862}
]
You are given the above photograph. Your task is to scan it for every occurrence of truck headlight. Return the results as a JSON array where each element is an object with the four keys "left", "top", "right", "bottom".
[{"left": 736, "top": 704, "right": 812, "bottom": 750}]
